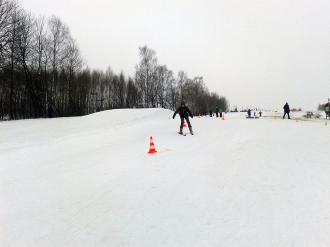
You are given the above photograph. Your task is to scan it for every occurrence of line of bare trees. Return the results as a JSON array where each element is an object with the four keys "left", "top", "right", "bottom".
[
  {"left": 135, "top": 46, "right": 228, "bottom": 115},
  {"left": 0, "top": 0, "right": 228, "bottom": 120},
  {"left": 0, "top": 0, "right": 92, "bottom": 120}
]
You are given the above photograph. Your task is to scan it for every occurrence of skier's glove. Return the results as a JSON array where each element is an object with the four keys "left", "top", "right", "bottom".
[{"left": 172, "top": 116, "right": 175, "bottom": 119}]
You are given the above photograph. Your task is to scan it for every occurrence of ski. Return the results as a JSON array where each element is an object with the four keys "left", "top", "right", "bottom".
[{"left": 177, "top": 132, "right": 194, "bottom": 136}]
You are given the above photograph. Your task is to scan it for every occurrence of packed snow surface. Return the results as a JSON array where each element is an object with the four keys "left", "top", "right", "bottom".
[{"left": 1, "top": 109, "right": 330, "bottom": 246}]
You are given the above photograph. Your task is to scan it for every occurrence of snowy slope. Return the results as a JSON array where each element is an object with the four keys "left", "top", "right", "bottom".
[{"left": 1, "top": 109, "right": 330, "bottom": 246}]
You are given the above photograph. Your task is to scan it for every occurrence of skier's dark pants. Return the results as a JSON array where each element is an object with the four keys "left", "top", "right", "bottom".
[
  {"left": 180, "top": 117, "right": 191, "bottom": 128},
  {"left": 283, "top": 111, "right": 290, "bottom": 119},
  {"left": 216, "top": 112, "right": 219, "bottom": 117}
]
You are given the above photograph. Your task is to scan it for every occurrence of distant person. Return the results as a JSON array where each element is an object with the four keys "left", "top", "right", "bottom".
[
  {"left": 202, "top": 107, "right": 206, "bottom": 117},
  {"left": 324, "top": 103, "right": 330, "bottom": 119},
  {"left": 215, "top": 107, "right": 219, "bottom": 118},
  {"left": 172, "top": 101, "right": 193, "bottom": 135},
  {"left": 47, "top": 106, "right": 54, "bottom": 118},
  {"left": 209, "top": 109, "right": 213, "bottom": 117},
  {"left": 283, "top": 102, "right": 291, "bottom": 119},
  {"left": 247, "top": 109, "right": 251, "bottom": 117}
]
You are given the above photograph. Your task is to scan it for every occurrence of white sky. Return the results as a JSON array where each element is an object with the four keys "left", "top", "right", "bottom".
[{"left": 21, "top": 0, "right": 330, "bottom": 111}]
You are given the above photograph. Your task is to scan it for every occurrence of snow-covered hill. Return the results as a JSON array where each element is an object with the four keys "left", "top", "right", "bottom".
[{"left": 1, "top": 109, "right": 329, "bottom": 246}]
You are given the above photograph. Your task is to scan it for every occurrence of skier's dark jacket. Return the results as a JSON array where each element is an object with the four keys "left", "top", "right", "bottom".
[
  {"left": 173, "top": 106, "right": 193, "bottom": 118},
  {"left": 283, "top": 103, "right": 290, "bottom": 113}
]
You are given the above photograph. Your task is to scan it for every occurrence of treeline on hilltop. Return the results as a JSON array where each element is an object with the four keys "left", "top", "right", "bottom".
[{"left": 0, "top": 0, "right": 228, "bottom": 120}]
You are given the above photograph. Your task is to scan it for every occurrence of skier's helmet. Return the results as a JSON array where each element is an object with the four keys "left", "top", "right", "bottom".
[{"left": 181, "top": 101, "right": 185, "bottom": 106}]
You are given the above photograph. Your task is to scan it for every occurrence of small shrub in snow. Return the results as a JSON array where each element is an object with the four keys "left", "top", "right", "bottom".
[
  {"left": 302, "top": 112, "right": 321, "bottom": 119},
  {"left": 303, "top": 112, "right": 313, "bottom": 118}
]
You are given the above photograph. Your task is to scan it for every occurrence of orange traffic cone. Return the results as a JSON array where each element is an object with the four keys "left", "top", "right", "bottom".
[
  {"left": 183, "top": 119, "right": 187, "bottom": 127},
  {"left": 222, "top": 114, "right": 225, "bottom": 120},
  {"left": 147, "top": 136, "right": 157, "bottom": 154}
]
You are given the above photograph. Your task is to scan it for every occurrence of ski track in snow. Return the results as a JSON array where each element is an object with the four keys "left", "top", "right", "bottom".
[{"left": 1, "top": 109, "right": 330, "bottom": 246}]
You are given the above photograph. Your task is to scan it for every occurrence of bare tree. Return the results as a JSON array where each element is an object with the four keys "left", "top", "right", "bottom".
[
  {"left": 104, "top": 66, "right": 114, "bottom": 109},
  {"left": 89, "top": 69, "right": 102, "bottom": 112},
  {"left": 135, "top": 46, "right": 157, "bottom": 107},
  {"left": 176, "top": 70, "right": 188, "bottom": 101},
  {"left": 47, "top": 15, "right": 70, "bottom": 107},
  {"left": 64, "top": 38, "right": 83, "bottom": 115},
  {"left": 32, "top": 16, "right": 50, "bottom": 116},
  {"left": 4, "top": 1, "right": 22, "bottom": 119},
  {"left": 76, "top": 67, "right": 91, "bottom": 115},
  {"left": 17, "top": 11, "right": 50, "bottom": 118},
  {"left": 155, "top": 65, "right": 173, "bottom": 108},
  {"left": 0, "top": 0, "right": 19, "bottom": 61},
  {"left": 126, "top": 77, "right": 137, "bottom": 108},
  {"left": 112, "top": 71, "right": 126, "bottom": 108}
]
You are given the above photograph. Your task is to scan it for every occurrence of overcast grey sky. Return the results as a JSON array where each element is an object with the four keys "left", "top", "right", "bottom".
[{"left": 22, "top": 0, "right": 330, "bottom": 111}]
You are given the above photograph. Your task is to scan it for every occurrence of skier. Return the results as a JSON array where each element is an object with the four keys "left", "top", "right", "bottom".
[
  {"left": 283, "top": 102, "right": 291, "bottom": 119},
  {"left": 324, "top": 103, "right": 330, "bottom": 119},
  {"left": 48, "top": 106, "right": 54, "bottom": 118},
  {"left": 202, "top": 107, "right": 206, "bottom": 116},
  {"left": 172, "top": 101, "right": 194, "bottom": 135},
  {"left": 209, "top": 109, "right": 213, "bottom": 117},
  {"left": 215, "top": 107, "right": 219, "bottom": 118},
  {"left": 247, "top": 109, "right": 251, "bottom": 117}
]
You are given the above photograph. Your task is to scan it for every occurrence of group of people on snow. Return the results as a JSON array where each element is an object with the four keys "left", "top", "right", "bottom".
[
  {"left": 201, "top": 107, "right": 223, "bottom": 118},
  {"left": 246, "top": 102, "right": 290, "bottom": 119},
  {"left": 214, "top": 107, "right": 223, "bottom": 118},
  {"left": 172, "top": 101, "right": 291, "bottom": 135},
  {"left": 247, "top": 109, "right": 262, "bottom": 117}
]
